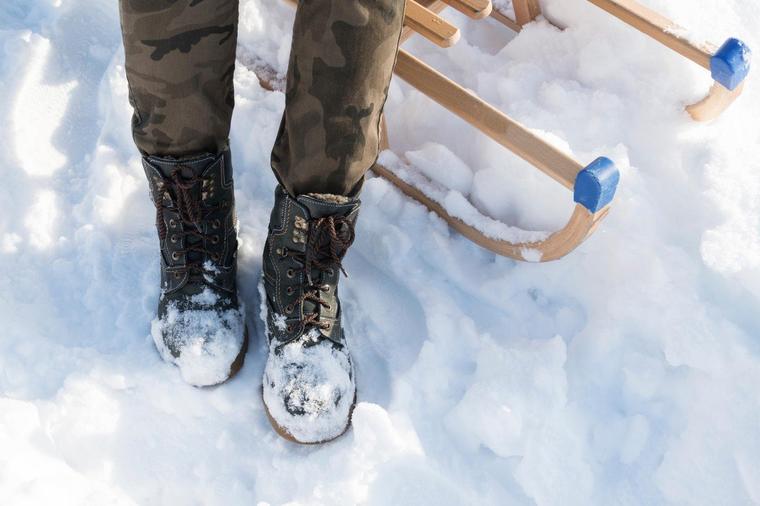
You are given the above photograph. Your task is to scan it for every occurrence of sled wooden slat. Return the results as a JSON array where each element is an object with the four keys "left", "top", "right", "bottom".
[
  {"left": 489, "top": 9, "right": 523, "bottom": 32},
  {"left": 395, "top": 49, "right": 581, "bottom": 189},
  {"left": 441, "top": 0, "right": 492, "bottom": 20},
  {"left": 401, "top": 0, "right": 447, "bottom": 44},
  {"left": 513, "top": 0, "right": 541, "bottom": 26},
  {"left": 406, "top": 0, "right": 461, "bottom": 48},
  {"left": 490, "top": 0, "right": 539, "bottom": 30}
]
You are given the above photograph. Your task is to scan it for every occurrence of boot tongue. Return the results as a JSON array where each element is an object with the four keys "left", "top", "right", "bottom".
[{"left": 296, "top": 193, "right": 359, "bottom": 219}]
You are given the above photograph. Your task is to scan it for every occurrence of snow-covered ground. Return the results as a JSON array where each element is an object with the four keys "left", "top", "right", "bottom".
[{"left": 2, "top": 0, "right": 760, "bottom": 504}]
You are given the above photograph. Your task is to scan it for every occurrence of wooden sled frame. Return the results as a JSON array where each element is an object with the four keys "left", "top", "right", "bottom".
[
  {"left": 270, "top": 0, "right": 620, "bottom": 262},
  {"left": 497, "top": 0, "right": 752, "bottom": 122}
]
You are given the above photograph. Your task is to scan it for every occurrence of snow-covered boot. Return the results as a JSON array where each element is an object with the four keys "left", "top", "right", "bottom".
[
  {"left": 143, "top": 151, "right": 248, "bottom": 387},
  {"left": 260, "top": 186, "right": 359, "bottom": 443}
]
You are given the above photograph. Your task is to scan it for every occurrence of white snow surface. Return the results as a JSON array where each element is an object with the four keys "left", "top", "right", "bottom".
[
  {"left": 404, "top": 142, "right": 474, "bottom": 195},
  {"left": 2, "top": 0, "right": 760, "bottom": 504}
]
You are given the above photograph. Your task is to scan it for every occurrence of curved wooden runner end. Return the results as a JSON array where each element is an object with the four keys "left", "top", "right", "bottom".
[
  {"left": 382, "top": 50, "right": 621, "bottom": 262},
  {"left": 686, "top": 39, "right": 751, "bottom": 121},
  {"left": 373, "top": 163, "right": 611, "bottom": 262},
  {"left": 686, "top": 81, "right": 745, "bottom": 122}
]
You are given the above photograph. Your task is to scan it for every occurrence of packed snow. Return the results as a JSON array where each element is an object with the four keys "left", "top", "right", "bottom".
[{"left": 2, "top": 0, "right": 760, "bottom": 504}]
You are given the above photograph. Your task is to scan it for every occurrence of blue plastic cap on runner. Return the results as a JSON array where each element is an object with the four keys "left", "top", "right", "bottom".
[
  {"left": 711, "top": 38, "right": 751, "bottom": 91},
  {"left": 574, "top": 157, "right": 620, "bottom": 213}
]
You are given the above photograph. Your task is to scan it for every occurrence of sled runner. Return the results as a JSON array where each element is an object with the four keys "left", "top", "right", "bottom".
[
  {"left": 495, "top": 0, "right": 752, "bottom": 121},
  {"left": 261, "top": 0, "right": 620, "bottom": 263}
]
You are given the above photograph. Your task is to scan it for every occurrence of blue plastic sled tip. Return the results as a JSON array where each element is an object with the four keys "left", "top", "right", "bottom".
[
  {"left": 711, "top": 38, "right": 752, "bottom": 91},
  {"left": 574, "top": 157, "right": 620, "bottom": 213}
]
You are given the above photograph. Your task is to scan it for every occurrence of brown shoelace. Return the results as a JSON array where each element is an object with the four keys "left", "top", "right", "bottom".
[
  {"left": 282, "top": 215, "right": 355, "bottom": 333},
  {"left": 154, "top": 167, "right": 225, "bottom": 279}
]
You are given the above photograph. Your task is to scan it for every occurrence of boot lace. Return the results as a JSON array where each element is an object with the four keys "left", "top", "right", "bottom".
[
  {"left": 154, "top": 167, "right": 225, "bottom": 279},
  {"left": 283, "top": 215, "right": 355, "bottom": 334}
]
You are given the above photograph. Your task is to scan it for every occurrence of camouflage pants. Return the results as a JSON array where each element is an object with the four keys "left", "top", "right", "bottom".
[{"left": 119, "top": 0, "right": 405, "bottom": 196}]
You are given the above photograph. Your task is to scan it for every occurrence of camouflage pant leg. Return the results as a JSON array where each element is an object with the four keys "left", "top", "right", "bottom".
[
  {"left": 271, "top": 0, "right": 406, "bottom": 197},
  {"left": 119, "top": 0, "right": 238, "bottom": 158}
]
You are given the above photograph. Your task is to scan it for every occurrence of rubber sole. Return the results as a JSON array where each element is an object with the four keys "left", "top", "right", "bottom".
[
  {"left": 226, "top": 325, "right": 250, "bottom": 382},
  {"left": 262, "top": 387, "right": 357, "bottom": 445}
]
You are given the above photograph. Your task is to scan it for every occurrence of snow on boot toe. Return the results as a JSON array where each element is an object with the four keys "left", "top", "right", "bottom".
[
  {"left": 152, "top": 302, "right": 247, "bottom": 387},
  {"left": 263, "top": 337, "right": 355, "bottom": 443}
]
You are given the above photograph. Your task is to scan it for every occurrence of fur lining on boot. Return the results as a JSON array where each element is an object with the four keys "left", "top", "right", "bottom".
[{"left": 305, "top": 193, "right": 351, "bottom": 204}]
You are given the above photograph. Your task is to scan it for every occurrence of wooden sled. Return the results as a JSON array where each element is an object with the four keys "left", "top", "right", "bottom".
[
  {"left": 495, "top": 0, "right": 752, "bottom": 121},
  {"left": 263, "top": 0, "right": 620, "bottom": 263}
]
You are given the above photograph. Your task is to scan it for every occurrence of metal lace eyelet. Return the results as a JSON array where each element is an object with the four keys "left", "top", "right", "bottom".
[
  {"left": 324, "top": 323, "right": 331, "bottom": 330},
  {"left": 212, "top": 253, "right": 220, "bottom": 262},
  {"left": 286, "top": 325, "right": 293, "bottom": 332},
  {"left": 286, "top": 287, "right": 294, "bottom": 295},
  {"left": 170, "top": 235, "right": 178, "bottom": 244},
  {"left": 286, "top": 269, "right": 295, "bottom": 278},
  {"left": 211, "top": 235, "right": 219, "bottom": 244},
  {"left": 326, "top": 268, "right": 335, "bottom": 276},
  {"left": 171, "top": 252, "right": 180, "bottom": 261},
  {"left": 169, "top": 218, "right": 176, "bottom": 228},
  {"left": 321, "top": 284, "right": 330, "bottom": 292},
  {"left": 212, "top": 219, "right": 221, "bottom": 229},
  {"left": 324, "top": 304, "right": 332, "bottom": 310},
  {"left": 285, "top": 305, "right": 294, "bottom": 314}
]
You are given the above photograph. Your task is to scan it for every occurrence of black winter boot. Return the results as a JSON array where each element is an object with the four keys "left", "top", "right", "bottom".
[
  {"left": 143, "top": 151, "right": 248, "bottom": 386},
  {"left": 260, "top": 186, "right": 359, "bottom": 443}
]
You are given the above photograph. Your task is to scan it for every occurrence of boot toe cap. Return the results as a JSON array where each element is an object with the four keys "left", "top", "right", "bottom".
[
  {"left": 263, "top": 340, "right": 355, "bottom": 443},
  {"left": 152, "top": 305, "right": 247, "bottom": 387}
]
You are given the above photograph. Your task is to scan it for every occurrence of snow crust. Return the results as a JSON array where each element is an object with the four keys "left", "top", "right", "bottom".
[
  {"left": 405, "top": 142, "right": 474, "bottom": 195},
  {"left": 1, "top": 0, "right": 760, "bottom": 504}
]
